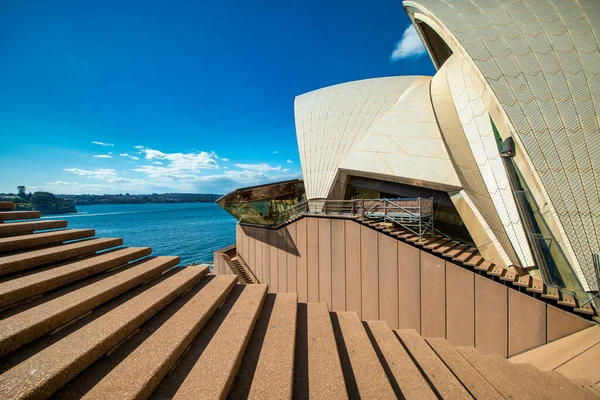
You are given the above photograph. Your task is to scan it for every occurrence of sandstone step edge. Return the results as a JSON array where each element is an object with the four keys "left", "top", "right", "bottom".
[{"left": 0, "top": 265, "right": 206, "bottom": 400}]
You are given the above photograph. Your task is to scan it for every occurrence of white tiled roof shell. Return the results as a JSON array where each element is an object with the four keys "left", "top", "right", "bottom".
[
  {"left": 294, "top": 76, "right": 444, "bottom": 199},
  {"left": 404, "top": 0, "right": 600, "bottom": 289},
  {"left": 339, "top": 78, "right": 461, "bottom": 192},
  {"left": 431, "top": 54, "right": 523, "bottom": 267},
  {"left": 443, "top": 54, "right": 535, "bottom": 267}
]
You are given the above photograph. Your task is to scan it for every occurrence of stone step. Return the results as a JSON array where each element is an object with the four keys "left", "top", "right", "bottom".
[
  {"left": 230, "top": 292, "right": 298, "bottom": 399},
  {"left": 426, "top": 338, "right": 503, "bottom": 399},
  {"left": 0, "top": 265, "right": 206, "bottom": 400},
  {"left": 0, "top": 237, "right": 123, "bottom": 277},
  {"left": 457, "top": 346, "right": 532, "bottom": 399},
  {"left": 0, "top": 229, "right": 96, "bottom": 253},
  {"left": 395, "top": 329, "right": 471, "bottom": 399},
  {"left": 0, "top": 220, "right": 68, "bottom": 237},
  {"left": 293, "top": 302, "right": 347, "bottom": 399},
  {"left": 0, "top": 256, "right": 182, "bottom": 357},
  {"left": 474, "top": 260, "right": 494, "bottom": 272},
  {"left": 510, "top": 361, "right": 597, "bottom": 400},
  {"left": 510, "top": 326, "right": 600, "bottom": 371},
  {"left": 0, "top": 202, "right": 14, "bottom": 210},
  {"left": 452, "top": 248, "right": 477, "bottom": 263},
  {"left": 82, "top": 274, "right": 238, "bottom": 399},
  {"left": 464, "top": 254, "right": 484, "bottom": 267},
  {"left": 0, "top": 247, "right": 152, "bottom": 309},
  {"left": 160, "top": 284, "right": 267, "bottom": 399},
  {"left": 0, "top": 210, "right": 41, "bottom": 222},
  {"left": 423, "top": 238, "right": 451, "bottom": 250},
  {"left": 365, "top": 321, "right": 436, "bottom": 400},
  {"left": 442, "top": 245, "right": 466, "bottom": 258},
  {"left": 334, "top": 312, "right": 395, "bottom": 399},
  {"left": 432, "top": 241, "right": 459, "bottom": 254}
]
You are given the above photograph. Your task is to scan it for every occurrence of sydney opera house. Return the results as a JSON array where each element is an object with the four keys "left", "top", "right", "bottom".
[
  {"left": 0, "top": 1, "right": 599, "bottom": 399},
  {"left": 220, "top": 0, "right": 600, "bottom": 300}
]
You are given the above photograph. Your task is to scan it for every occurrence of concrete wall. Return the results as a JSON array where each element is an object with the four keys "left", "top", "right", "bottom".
[
  {"left": 213, "top": 244, "right": 236, "bottom": 276},
  {"left": 234, "top": 216, "right": 593, "bottom": 358}
]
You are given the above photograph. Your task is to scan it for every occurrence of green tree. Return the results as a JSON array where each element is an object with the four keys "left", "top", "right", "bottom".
[
  {"left": 30, "top": 192, "right": 56, "bottom": 207},
  {"left": 17, "top": 186, "right": 26, "bottom": 198}
]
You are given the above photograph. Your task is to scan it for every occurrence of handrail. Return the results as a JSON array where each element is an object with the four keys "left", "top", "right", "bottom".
[{"left": 269, "top": 197, "right": 435, "bottom": 237}]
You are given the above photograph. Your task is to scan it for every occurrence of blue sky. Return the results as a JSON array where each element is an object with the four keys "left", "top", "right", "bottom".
[{"left": 0, "top": 0, "right": 435, "bottom": 195}]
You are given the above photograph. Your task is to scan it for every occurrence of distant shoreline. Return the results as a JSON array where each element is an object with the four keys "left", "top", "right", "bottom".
[{"left": 55, "top": 193, "right": 222, "bottom": 206}]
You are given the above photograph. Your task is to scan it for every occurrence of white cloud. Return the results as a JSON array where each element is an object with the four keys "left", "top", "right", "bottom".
[
  {"left": 63, "top": 168, "right": 146, "bottom": 187},
  {"left": 120, "top": 153, "right": 129, "bottom": 157},
  {"left": 272, "top": 151, "right": 279, "bottom": 154},
  {"left": 130, "top": 156, "right": 140, "bottom": 160},
  {"left": 134, "top": 145, "right": 145, "bottom": 150},
  {"left": 92, "top": 154, "right": 113, "bottom": 159},
  {"left": 283, "top": 168, "right": 290, "bottom": 172},
  {"left": 138, "top": 148, "right": 219, "bottom": 171},
  {"left": 152, "top": 161, "right": 162, "bottom": 165},
  {"left": 390, "top": 25, "right": 426, "bottom": 61},
  {"left": 91, "top": 141, "right": 114, "bottom": 147},
  {"left": 286, "top": 159, "right": 293, "bottom": 164},
  {"left": 64, "top": 168, "right": 119, "bottom": 180},
  {"left": 44, "top": 180, "right": 78, "bottom": 185},
  {"left": 221, "top": 158, "right": 229, "bottom": 162},
  {"left": 234, "top": 163, "right": 281, "bottom": 172}
]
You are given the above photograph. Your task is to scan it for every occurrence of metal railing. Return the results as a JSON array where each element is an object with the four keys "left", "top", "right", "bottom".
[
  {"left": 580, "top": 253, "right": 600, "bottom": 307},
  {"left": 273, "top": 198, "right": 434, "bottom": 237}
]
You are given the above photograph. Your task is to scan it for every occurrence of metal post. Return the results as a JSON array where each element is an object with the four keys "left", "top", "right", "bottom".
[{"left": 383, "top": 199, "right": 387, "bottom": 220}]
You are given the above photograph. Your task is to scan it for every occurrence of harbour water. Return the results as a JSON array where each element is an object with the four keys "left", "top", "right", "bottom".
[{"left": 42, "top": 203, "right": 236, "bottom": 265}]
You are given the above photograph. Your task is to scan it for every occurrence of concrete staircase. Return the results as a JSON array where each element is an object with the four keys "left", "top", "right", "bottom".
[
  {"left": 350, "top": 216, "right": 596, "bottom": 317},
  {"left": 0, "top": 202, "right": 598, "bottom": 399}
]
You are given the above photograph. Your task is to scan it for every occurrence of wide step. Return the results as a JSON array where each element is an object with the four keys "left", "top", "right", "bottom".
[
  {"left": 0, "top": 211, "right": 41, "bottom": 222},
  {"left": 0, "top": 229, "right": 96, "bottom": 253},
  {"left": 0, "top": 266, "right": 206, "bottom": 400},
  {"left": 294, "top": 302, "right": 347, "bottom": 399},
  {"left": 230, "top": 292, "right": 298, "bottom": 399},
  {"left": 0, "top": 220, "right": 67, "bottom": 237},
  {"left": 0, "top": 256, "right": 181, "bottom": 357},
  {"left": 457, "top": 346, "right": 533, "bottom": 399},
  {"left": 82, "top": 274, "right": 238, "bottom": 399},
  {"left": 396, "top": 329, "right": 471, "bottom": 399},
  {"left": 510, "top": 326, "right": 600, "bottom": 371},
  {"left": 0, "top": 237, "right": 123, "bottom": 276},
  {"left": 0, "top": 202, "right": 14, "bottom": 211},
  {"left": 333, "top": 312, "right": 395, "bottom": 399},
  {"left": 153, "top": 284, "right": 267, "bottom": 399},
  {"left": 365, "top": 321, "right": 436, "bottom": 400},
  {"left": 426, "top": 338, "right": 502, "bottom": 399},
  {"left": 0, "top": 246, "right": 152, "bottom": 309}
]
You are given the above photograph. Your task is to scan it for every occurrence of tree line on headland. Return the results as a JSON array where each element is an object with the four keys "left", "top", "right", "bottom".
[{"left": 1, "top": 186, "right": 222, "bottom": 215}]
